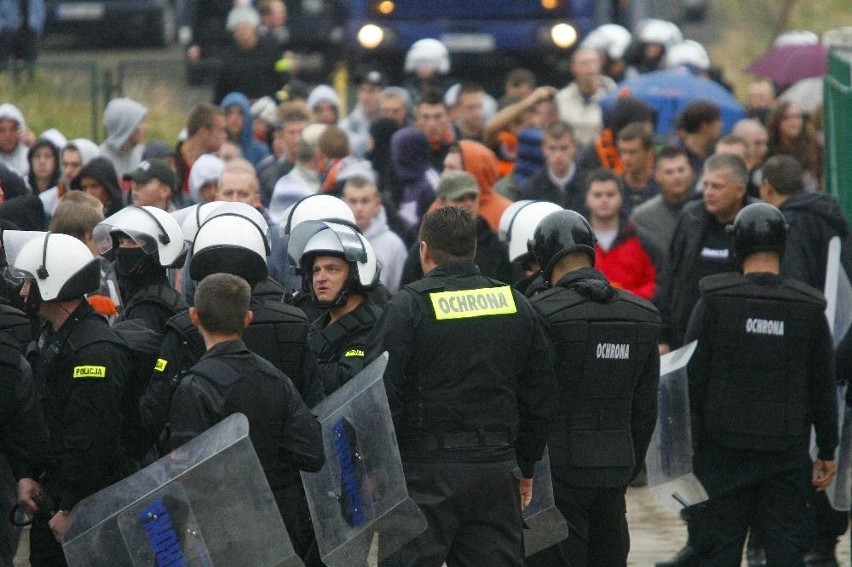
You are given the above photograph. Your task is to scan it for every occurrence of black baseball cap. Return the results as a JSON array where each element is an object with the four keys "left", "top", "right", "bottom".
[{"left": 123, "top": 158, "right": 177, "bottom": 193}]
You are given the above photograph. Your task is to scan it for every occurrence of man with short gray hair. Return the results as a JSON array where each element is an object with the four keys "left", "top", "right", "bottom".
[{"left": 654, "top": 153, "right": 751, "bottom": 353}]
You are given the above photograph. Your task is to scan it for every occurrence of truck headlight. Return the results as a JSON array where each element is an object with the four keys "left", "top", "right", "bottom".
[
  {"left": 551, "top": 23, "right": 578, "bottom": 49},
  {"left": 358, "top": 24, "right": 385, "bottom": 49}
]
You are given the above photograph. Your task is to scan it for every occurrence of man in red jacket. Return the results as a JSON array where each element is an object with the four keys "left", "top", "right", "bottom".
[{"left": 585, "top": 168, "right": 659, "bottom": 299}]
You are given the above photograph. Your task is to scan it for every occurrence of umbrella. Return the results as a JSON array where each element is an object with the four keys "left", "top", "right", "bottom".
[
  {"left": 747, "top": 43, "right": 829, "bottom": 89},
  {"left": 599, "top": 69, "right": 746, "bottom": 136},
  {"left": 779, "top": 76, "right": 824, "bottom": 114}
]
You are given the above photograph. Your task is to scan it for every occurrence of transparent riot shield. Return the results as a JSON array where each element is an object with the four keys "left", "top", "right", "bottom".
[
  {"left": 301, "top": 353, "right": 427, "bottom": 567},
  {"left": 824, "top": 236, "right": 852, "bottom": 347},
  {"left": 825, "top": 398, "right": 852, "bottom": 511},
  {"left": 522, "top": 448, "right": 569, "bottom": 556},
  {"left": 818, "top": 236, "right": 852, "bottom": 511},
  {"left": 645, "top": 341, "right": 709, "bottom": 511},
  {"left": 63, "top": 413, "right": 303, "bottom": 566}
]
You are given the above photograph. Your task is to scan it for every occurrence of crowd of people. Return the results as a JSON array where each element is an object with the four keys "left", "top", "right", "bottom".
[{"left": 0, "top": 4, "right": 848, "bottom": 567}]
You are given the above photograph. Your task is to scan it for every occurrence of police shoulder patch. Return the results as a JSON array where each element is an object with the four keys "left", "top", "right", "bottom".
[
  {"left": 72, "top": 365, "right": 106, "bottom": 379},
  {"left": 344, "top": 348, "right": 365, "bottom": 358},
  {"left": 154, "top": 358, "right": 168, "bottom": 372},
  {"left": 429, "top": 286, "right": 517, "bottom": 320}
]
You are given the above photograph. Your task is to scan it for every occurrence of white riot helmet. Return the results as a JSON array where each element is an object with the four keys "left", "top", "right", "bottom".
[
  {"left": 498, "top": 200, "right": 565, "bottom": 266},
  {"left": 637, "top": 18, "right": 683, "bottom": 49},
  {"left": 279, "top": 194, "right": 356, "bottom": 237},
  {"left": 6, "top": 231, "right": 100, "bottom": 303},
  {"left": 773, "top": 30, "right": 820, "bottom": 47},
  {"left": 666, "top": 39, "right": 711, "bottom": 71},
  {"left": 95, "top": 205, "right": 187, "bottom": 267},
  {"left": 581, "top": 24, "right": 632, "bottom": 60},
  {"left": 287, "top": 220, "right": 379, "bottom": 307},
  {"left": 404, "top": 38, "right": 451, "bottom": 75},
  {"left": 190, "top": 205, "right": 271, "bottom": 285},
  {"left": 180, "top": 201, "right": 269, "bottom": 246}
]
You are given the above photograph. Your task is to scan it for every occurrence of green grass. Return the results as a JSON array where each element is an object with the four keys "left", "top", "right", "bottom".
[{"left": 1, "top": 57, "right": 201, "bottom": 144}]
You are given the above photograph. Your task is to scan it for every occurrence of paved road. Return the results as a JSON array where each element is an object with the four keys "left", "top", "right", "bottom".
[{"left": 627, "top": 485, "right": 851, "bottom": 566}]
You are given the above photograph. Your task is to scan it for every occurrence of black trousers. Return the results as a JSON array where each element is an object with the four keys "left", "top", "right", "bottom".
[
  {"left": 689, "top": 442, "right": 814, "bottom": 566},
  {"left": 29, "top": 520, "right": 67, "bottom": 567},
  {"left": 381, "top": 460, "right": 524, "bottom": 567},
  {"left": 550, "top": 478, "right": 629, "bottom": 567}
]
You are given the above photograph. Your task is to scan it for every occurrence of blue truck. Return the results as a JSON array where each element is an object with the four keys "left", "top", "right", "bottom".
[{"left": 345, "top": 0, "right": 606, "bottom": 91}]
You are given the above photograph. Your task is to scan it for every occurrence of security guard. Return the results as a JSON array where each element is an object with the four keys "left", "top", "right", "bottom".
[
  {"left": 0, "top": 305, "right": 48, "bottom": 567},
  {"left": 288, "top": 220, "right": 384, "bottom": 396},
  {"left": 685, "top": 203, "right": 838, "bottom": 564},
  {"left": 169, "top": 273, "right": 325, "bottom": 565},
  {"left": 367, "top": 207, "right": 557, "bottom": 566},
  {"left": 140, "top": 204, "right": 323, "bottom": 453},
  {"left": 9, "top": 231, "right": 131, "bottom": 566},
  {"left": 95, "top": 205, "right": 188, "bottom": 333},
  {"left": 528, "top": 209, "right": 661, "bottom": 567}
]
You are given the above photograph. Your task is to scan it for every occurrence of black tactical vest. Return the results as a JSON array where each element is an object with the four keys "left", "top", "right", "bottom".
[
  {"left": 243, "top": 298, "right": 312, "bottom": 396},
  {"left": 531, "top": 279, "right": 660, "bottom": 486},
  {"left": 698, "top": 273, "right": 826, "bottom": 451},
  {"left": 398, "top": 272, "right": 537, "bottom": 443}
]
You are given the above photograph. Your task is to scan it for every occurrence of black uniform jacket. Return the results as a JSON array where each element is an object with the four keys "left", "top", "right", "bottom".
[
  {"left": 32, "top": 301, "right": 131, "bottom": 510},
  {"left": 169, "top": 339, "right": 324, "bottom": 490},
  {"left": 367, "top": 261, "right": 557, "bottom": 477}
]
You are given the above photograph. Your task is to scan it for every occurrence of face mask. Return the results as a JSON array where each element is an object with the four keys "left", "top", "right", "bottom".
[
  {"left": 23, "top": 282, "right": 42, "bottom": 317},
  {"left": 114, "top": 247, "right": 149, "bottom": 279}
]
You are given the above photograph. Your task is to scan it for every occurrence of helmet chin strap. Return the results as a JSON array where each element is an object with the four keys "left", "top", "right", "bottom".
[{"left": 311, "top": 282, "right": 351, "bottom": 309}]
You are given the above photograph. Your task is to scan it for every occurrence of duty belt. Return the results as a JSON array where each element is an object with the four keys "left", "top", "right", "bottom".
[{"left": 399, "top": 430, "right": 513, "bottom": 453}]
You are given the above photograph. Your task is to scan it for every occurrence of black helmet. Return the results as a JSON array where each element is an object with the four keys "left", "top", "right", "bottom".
[
  {"left": 730, "top": 202, "right": 789, "bottom": 261},
  {"left": 532, "top": 210, "right": 596, "bottom": 282}
]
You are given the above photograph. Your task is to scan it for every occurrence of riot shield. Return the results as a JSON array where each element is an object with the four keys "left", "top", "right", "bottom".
[
  {"left": 818, "top": 236, "right": 852, "bottom": 511},
  {"left": 826, "top": 402, "right": 852, "bottom": 511},
  {"left": 301, "top": 353, "right": 427, "bottom": 567},
  {"left": 808, "top": 383, "right": 848, "bottom": 511},
  {"left": 645, "top": 341, "right": 709, "bottom": 511},
  {"left": 63, "top": 413, "right": 303, "bottom": 566},
  {"left": 522, "top": 448, "right": 569, "bottom": 556},
  {"left": 824, "top": 236, "right": 852, "bottom": 347}
]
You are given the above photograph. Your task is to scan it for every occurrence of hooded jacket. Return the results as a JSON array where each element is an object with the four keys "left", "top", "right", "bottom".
[
  {"left": 99, "top": 98, "right": 147, "bottom": 177},
  {"left": 71, "top": 157, "right": 124, "bottom": 216},
  {"left": 390, "top": 127, "right": 437, "bottom": 230},
  {"left": 780, "top": 191, "right": 850, "bottom": 290},
  {"left": 425, "top": 141, "right": 512, "bottom": 232},
  {"left": 363, "top": 206, "right": 408, "bottom": 294},
  {"left": 0, "top": 103, "right": 29, "bottom": 176},
  {"left": 457, "top": 141, "right": 510, "bottom": 232},
  {"left": 220, "top": 92, "right": 271, "bottom": 168}
]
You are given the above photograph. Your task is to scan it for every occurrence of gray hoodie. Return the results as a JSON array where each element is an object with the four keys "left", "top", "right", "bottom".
[{"left": 99, "top": 97, "right": 148, "bottom": 177}]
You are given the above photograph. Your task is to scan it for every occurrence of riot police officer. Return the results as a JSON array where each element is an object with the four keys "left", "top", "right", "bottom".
[
  {"left": 0, "top": 303, "right": 47, "bottom": 566},
  {"left": 288, "top": 219, "right": 384, "bottom": 396},
  {"left": 94, "top": 205, "right": 188, "bottom": 333},
  {"left": 685, "top": 203, "right": 838, "bottom": 564},
  {"left": 528, "top": 209, "right": 661, "bottom": 567},
  {"left": 497, "top": 199, "right": 563, "bottom": 296},
  {"left": 270, "top": 193, "right": 358, "bottom": 321},
  {"left": 367, "top": 207, "right": 557, "bottom": 566},
  {"left": 8, "top": 231, "right": 131, "bottom": 566},
  {"left": 169, "top": 273, "right": 325, "bottom": 565},
  {"left": 140, "top": 203, "right": 323, "bottom": 445}
]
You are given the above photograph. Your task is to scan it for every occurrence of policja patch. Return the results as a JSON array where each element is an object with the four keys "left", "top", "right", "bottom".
[
  {"left": 429, "top": 286, "right": 517, "bottom": 320},
  {"left": 73, "top": 365, "right": 106, "bottom": 379}
]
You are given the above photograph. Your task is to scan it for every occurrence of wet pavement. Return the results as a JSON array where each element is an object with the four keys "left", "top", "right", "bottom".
[{"left": 626, "top": 485, "right": 852, "bottom": 566}]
